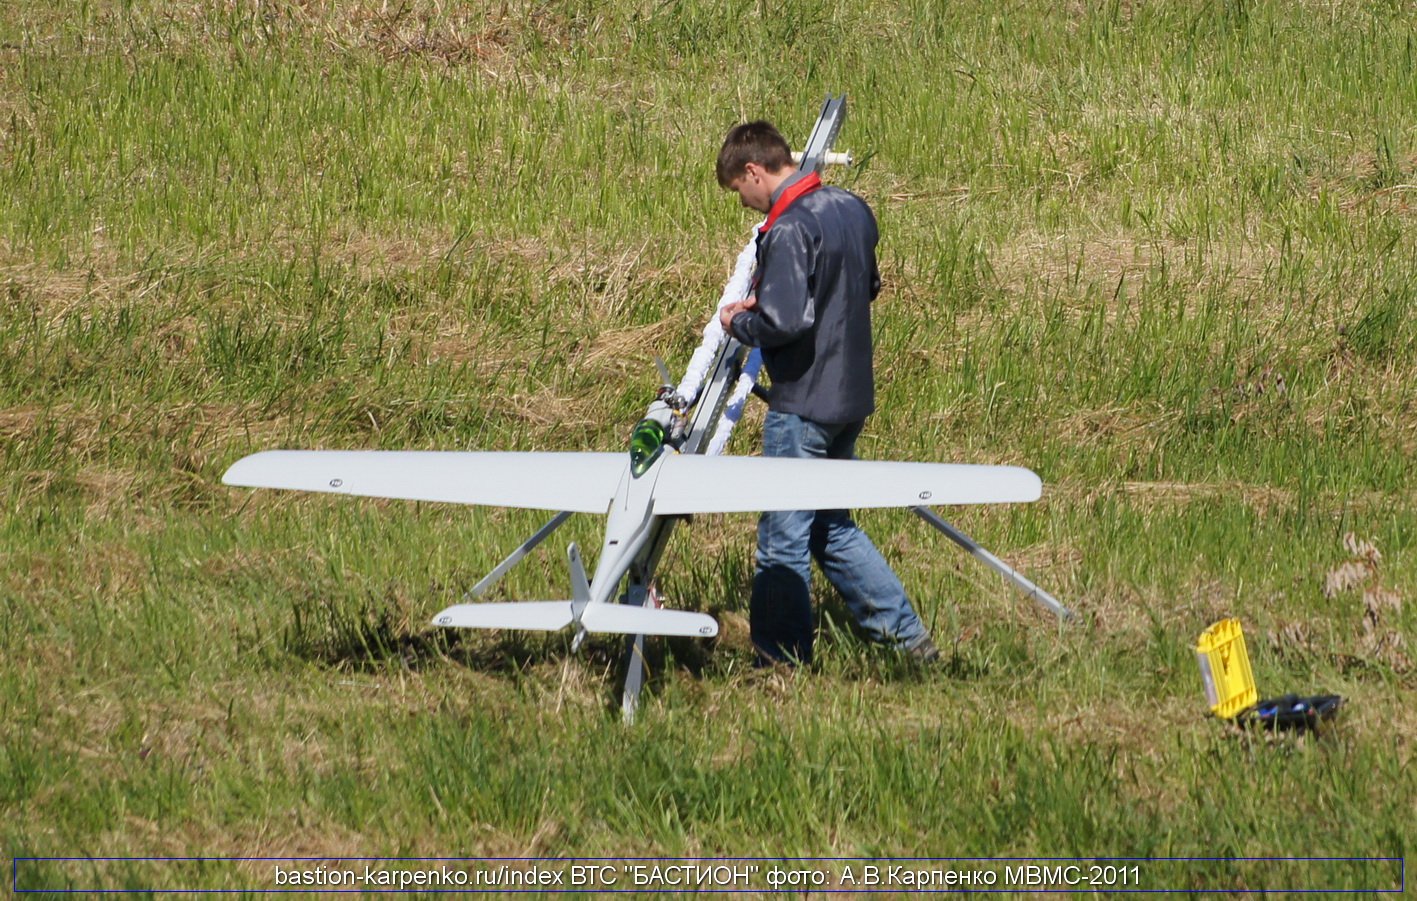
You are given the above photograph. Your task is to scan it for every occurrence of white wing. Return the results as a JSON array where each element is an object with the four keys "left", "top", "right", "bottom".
[
  {"left": 222, "top": 450, "right": 625, "bottom": 513},
  {"left": 651, "top": 456, "right": 1041, "bottom": 513}
]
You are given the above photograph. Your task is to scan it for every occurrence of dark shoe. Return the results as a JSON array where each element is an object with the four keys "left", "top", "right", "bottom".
[{"left": 905, "top": 636, "right": 941, "bottom": 663}]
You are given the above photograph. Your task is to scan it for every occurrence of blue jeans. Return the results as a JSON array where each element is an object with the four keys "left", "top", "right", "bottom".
[{"left": 750, "top": 410, "right": 931, "bottom": 664}]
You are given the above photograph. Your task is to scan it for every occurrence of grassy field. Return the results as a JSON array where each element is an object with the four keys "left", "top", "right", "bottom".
[{"left": 2, "top": 0, "right": 1414, "bottom": 895}]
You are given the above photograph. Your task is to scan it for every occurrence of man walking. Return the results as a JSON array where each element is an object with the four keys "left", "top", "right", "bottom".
[{"left": 716, "top": 121, "right": 940, "bottom": 666}]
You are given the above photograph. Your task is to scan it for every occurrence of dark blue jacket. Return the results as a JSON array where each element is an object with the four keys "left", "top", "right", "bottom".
[{"left": 729, "top": 180, "right": 881, "bottom": 424}]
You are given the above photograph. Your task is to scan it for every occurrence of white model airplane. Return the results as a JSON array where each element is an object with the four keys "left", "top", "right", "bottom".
[
  {"left": 222, "top": 430, "right": 1044, "bottom": 642},
  {"left": 223, "top": 96, "right": 1066, "bottom": 719}
]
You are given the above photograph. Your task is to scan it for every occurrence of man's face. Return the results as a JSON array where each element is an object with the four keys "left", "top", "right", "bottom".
[{"left": 727, "top": 163, "right": 774, "bottom": 213}]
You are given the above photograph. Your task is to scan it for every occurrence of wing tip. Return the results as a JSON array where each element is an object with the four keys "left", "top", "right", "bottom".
[
  {"left": 1016, "top": 466, "right": 1043, "bottom": 502},
  {"left": 221, "top": 453, "right": 264, "bottom": 487},
  {"left": 222, "top": 450, "right": 295, "bottom": 487}
]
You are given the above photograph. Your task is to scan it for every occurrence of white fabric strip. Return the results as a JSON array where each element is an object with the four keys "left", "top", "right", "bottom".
[
  {"left": 705, "top": 348, "right": 762, "bottom": 456},
  {"left": 674, "top": 231, "right": 760, "bottom": 407}
]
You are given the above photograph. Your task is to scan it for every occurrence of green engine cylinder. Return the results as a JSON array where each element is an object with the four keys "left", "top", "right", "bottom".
[{"left": 629, "top": 417, "right": 667, "bottom": 477}]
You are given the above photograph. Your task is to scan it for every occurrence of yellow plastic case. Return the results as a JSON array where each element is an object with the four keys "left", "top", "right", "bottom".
[{"left": 1195, "top": 618, "right": 1258, "bottom": 719}]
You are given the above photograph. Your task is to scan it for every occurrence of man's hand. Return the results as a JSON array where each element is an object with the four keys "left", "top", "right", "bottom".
[{"left": 718, "top": 294, "right": 758, "bottom": 333}]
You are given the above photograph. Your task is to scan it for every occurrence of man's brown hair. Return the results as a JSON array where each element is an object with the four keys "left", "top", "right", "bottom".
[{"left": 716, "top": 121, "right": 794, "bottom": 187}]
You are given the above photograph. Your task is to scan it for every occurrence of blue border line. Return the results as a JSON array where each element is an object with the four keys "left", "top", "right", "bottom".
[{"left": 10, "top": 855, "right": 1405, "bottom": 894}]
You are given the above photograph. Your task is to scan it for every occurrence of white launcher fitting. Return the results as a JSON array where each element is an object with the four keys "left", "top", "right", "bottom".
[{"left": 792, "top": 150, "right": 853, "bottom": 167}]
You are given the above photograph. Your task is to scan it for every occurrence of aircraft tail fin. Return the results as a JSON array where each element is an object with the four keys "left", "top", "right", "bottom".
[{"left": 567, "top": 543, "right": 591, "bottom": 604}]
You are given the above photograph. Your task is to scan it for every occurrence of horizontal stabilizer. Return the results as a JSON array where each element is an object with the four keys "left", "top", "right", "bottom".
[
  {"left": 652, "top": 456, "right": 1041, "bottom": 513},
  {"left": 432, "top": 601, "right": 575, "bottom": 631},
  {"left": 430, "top": 601, "right": 718, "bottom": 638},
  {"left": 578, "top": 604, "right": 719, "bottom": 638},
  {"left": 223, "top": 450, "right": 626, "bottom": 513}
]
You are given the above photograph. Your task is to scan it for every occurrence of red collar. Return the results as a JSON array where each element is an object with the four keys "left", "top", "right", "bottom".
[{"left": 759, "top": 172, "right": 822, "bottom": 234}]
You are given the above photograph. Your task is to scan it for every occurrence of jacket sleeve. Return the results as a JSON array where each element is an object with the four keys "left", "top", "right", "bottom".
[{"left": 729, "top": 221, "right": 816, "bottom": 349}]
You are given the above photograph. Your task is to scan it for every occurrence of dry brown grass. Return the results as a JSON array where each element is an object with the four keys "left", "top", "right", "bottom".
[
  {"left": 1, "top": 401, "right": 286, "bottom": 452},
  {"left": 987, "top": 227, "right": 1271, "bottom": 307},
  {"left": 1054, "top": 403, "right": 1182, "bottom": 448},
  {"left": 0, "top": 398, "right": 304, "bottom": 528},
  {"left": 580, "top": 316, "right": 680, "bottom": 368},
  {"left": 1035, "top": 478, "right": 1408, "bottom": 521},
  {"left": 1, "top": 249, "right": 133, "bottom": 320},
  {"left": 6, "top": 0, "right": 570, "bottom": 79}
]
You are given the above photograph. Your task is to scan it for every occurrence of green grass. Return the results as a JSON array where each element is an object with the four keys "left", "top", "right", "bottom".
[{"left": 2, "top": 0, "right": 1414, "bottom": 895}]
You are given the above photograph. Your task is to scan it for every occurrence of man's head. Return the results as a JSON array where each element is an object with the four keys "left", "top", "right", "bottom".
[{"left": 717, "top": 121, "right": 795, "bottom": 213}]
